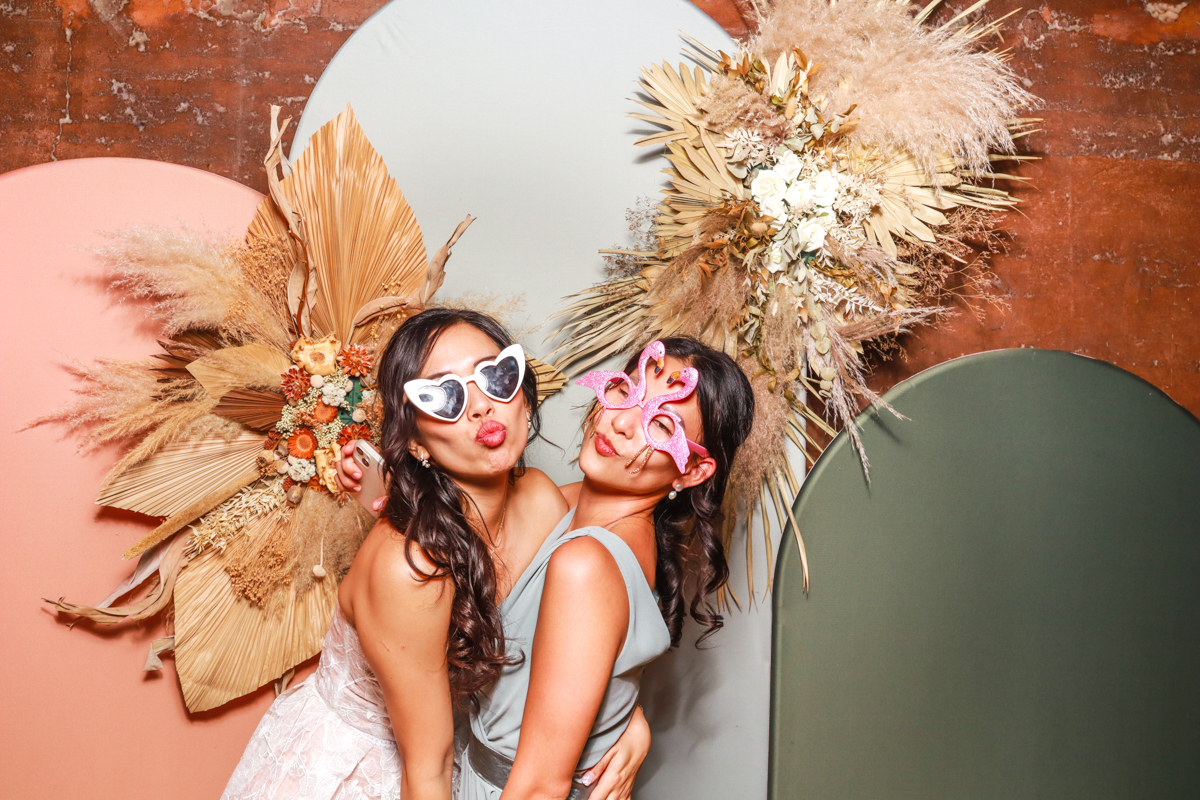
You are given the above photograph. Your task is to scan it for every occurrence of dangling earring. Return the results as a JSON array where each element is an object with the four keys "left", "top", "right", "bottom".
[
  {"left": 420, "top": 455, "right": 431, "bottom": 469},
  {"left": 668, "top": 484, "right": 680, "bottom": 500}
]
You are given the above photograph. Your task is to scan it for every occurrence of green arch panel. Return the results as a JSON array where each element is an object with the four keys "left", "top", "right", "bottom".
[{"left": 769, "top": 349, "right": 1200, "bottom": 799}]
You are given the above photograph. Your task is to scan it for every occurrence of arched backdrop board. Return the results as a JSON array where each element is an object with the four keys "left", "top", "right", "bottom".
[
  {"left": 769, "top": 349, "right": 1200, "bottom": 799},
  {"left": 293, "top": 2, "right": 792, "bottom": 798},
  {"left": 0, "top": 158, "right": 276, "bottom": 800}
]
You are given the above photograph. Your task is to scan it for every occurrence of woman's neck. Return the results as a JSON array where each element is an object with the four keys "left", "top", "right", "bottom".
[
  {"left": 450, "top": 471, "right": 510, "bottom": 535},
  {"left": 570, "top": 478, "right": 658, "bottom": 532}
]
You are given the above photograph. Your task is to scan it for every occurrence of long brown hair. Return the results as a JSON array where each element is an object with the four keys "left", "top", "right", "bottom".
[{"left": 376, "top": 308, "right": 540, "bottom": 699}]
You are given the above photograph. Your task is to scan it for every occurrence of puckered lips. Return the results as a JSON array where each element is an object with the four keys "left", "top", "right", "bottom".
[
  {"left": 476, "top": 419, "right": 507, "bottom": 447},
  {"left": 593, "top": 432, "right": 618, "bottom": 458}
]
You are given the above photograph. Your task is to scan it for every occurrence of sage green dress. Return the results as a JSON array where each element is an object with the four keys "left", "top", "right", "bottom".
[{"left": 457, "top": 509, "right": 671, "bottom": 800}]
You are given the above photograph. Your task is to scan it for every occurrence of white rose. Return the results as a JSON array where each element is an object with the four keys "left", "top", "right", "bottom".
[
  {"left": 784, "top": 179, "right": 815, "bottom": 210},
  {"left": 750, "top": 169, "right": 786, "bottom": 203},
  {"left": 764, "top": 245, "right": 787, "bottom": 273},
  {"left": 795, "top": 217, "right": 828, "bottom": 252},
  {"left": 759, "top": 197, "right": 788, "bottom": 224},
  {"left": 811, "top": 170, "right": 840, "bottom": 208},
  {"left": 775, "top": 150, "right": 802, "bottom": 182}
]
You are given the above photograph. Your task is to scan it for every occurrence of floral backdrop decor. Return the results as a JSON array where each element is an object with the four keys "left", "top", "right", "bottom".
[
  {"left": 549, "top": 0, "right": 1039, "bottom": 594},
  {"left": 40, "top": 105, "right": 564, "bottom": 712}
]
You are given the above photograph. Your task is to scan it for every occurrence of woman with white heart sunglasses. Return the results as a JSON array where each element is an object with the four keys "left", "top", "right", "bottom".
[{"left": 223, "top": 308, "right": 652, "bottom": 800}]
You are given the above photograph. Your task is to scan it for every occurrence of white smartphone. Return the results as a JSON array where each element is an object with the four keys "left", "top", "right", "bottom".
[{"left": 350, "top": 440, "right": 388, "bottom": 517}]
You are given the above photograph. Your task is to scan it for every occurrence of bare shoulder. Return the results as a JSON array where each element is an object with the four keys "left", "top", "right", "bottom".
[
  {"left": 362, "top": 519, "right": 449, "bottom": 599},
  {"left": 515, "top": 467, "right": 569, "bottom": 518},
  {"left": 546, "top": 535, "right": 623, "bottom": 592},
  {"left": 558, "top": 481, "right": 582, "bottom": 509}
]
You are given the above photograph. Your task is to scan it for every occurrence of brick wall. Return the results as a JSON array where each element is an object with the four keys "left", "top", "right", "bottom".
[{"left": 3, "top": 0, "right": 1197, "bottom": 413}]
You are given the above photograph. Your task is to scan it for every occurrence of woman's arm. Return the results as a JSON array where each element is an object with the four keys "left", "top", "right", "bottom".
[
  {"left": 353, "top": 526, "right": 457, "bottom": 800},
  {"left": 499, "top": 537, "right": 630, "bottom": 800}
]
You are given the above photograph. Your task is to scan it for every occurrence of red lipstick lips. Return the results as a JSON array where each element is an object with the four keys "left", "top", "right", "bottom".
[
  {"left": 594, "top": 432, "right": 618, "bottom": 457},
  {"left": 476, "top": 420, "right": 507, "bottom": 447}
]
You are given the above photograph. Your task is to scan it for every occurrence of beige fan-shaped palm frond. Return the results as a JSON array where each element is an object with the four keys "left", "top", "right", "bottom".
[
  {"left": 96, "top": 430, "right": 266, "bottom": 518},
  {"left": 172, "top": 503, "right": 341, "bottom": 713}
]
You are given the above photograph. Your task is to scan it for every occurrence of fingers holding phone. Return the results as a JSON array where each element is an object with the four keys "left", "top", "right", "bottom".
[{"left": 343, "top": 440, "right": 387, "bottom": 516}]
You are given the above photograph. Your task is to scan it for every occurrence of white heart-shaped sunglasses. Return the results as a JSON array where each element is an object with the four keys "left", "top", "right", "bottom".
[{"left": 403, "top": 343, "right": 526, "bottom": 422}]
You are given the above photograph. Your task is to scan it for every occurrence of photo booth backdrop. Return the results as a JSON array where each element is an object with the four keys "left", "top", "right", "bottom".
[
  {"left": 0, "top": 158, "right": 284, "bottom": 800},
  {"left": 771, "top": 349, "right": 1200, "bottom": 799},
  {"left": 290, "top": 2, "right": 791, "bottom": 798}
]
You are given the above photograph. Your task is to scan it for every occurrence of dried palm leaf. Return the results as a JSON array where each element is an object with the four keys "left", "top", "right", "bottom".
[
  {"left": 528, "top": 356, "right": 567, "bottom": 403},
  {"left": 173, "top": 504, "right": 338, "bottom": 712},
  {"left": 97, "top": 430, "right": 265, "bottom": 518},
  {"left": 248, "top": 106, "right": 429, "bottom": 345},
  {"left": 212, "top": 389, "right": 287, "bottom": 431},
  {"left": 186, "top": 343, "right": 293, "bottom": 400}
]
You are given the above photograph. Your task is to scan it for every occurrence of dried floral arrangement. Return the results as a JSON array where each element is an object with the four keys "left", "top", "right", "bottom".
[
  {"left": 549, "top": 0, "right": 1039, "bottom": 594},
  {"left": 42, "top": 105, "right": 564, "bottom": 712}
]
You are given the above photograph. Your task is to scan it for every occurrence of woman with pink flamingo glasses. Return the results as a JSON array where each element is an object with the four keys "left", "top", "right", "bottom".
[{"left": 457, "top": 338, "right": 755, "bottom": 800}]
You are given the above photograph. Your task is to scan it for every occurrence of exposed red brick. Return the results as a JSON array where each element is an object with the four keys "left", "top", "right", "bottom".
[{"left": 1, "top": 0, "right": 1197, "bottom": 419}]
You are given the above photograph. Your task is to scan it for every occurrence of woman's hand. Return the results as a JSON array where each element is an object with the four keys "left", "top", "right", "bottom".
[
  {"left": 335, "top": 440, "right": 385, "bottom": 512},
  {"left": 580, "top": 705, "right": 650, "bottom": 800}
]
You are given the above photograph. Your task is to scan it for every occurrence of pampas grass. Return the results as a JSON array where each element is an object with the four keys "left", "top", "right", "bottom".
[
  {"left": 288, "top": 490, "right": 373, "bottom": 595},
  {"left": 701, "top": 74, "right": 792, "bottom": 142},
  {"left": 749, "top": 0, "right": 1036, "bottom": 174},
  {"left": 26, "top": 357, "right": 244, "bottom": 477},
  {"left": 98, "top": 226, "right": 243, "bottom": 337}
]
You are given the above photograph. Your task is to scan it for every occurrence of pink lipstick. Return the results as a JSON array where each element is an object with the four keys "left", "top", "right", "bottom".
[
  {"left": 594, "top": 432, "right": 618, "bottom": 457},
  {"left": 476, "top": 420, "right": 507, "bottom": 447}
]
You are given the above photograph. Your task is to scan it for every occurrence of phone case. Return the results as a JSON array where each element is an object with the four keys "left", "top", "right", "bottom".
[{"left": 350, "top": 440, "right": 388, "bottom": 517}]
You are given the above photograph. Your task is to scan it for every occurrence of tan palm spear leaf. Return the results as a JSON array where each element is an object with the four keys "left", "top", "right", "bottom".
[{"left": 248, "top": 105, "right": 430, "bottom": 346}]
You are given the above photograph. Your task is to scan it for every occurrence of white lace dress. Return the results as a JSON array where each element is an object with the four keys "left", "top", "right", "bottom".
[{"left": 222, "top": 606, "right": 402, "bottom": 799}]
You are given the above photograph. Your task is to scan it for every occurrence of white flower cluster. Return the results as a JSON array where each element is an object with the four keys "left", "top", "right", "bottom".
[
  {"left": 746, "top": 146, "right": 884, "bottom": 292},
  {"left": 321, "top": 374, "right": 353, "bottom": 408},
  {"left": 287, "top": 455, "right": 317, "bottom": 483},
  {"left": 749, "top": 149, "right": 843, "bottom": 270}
]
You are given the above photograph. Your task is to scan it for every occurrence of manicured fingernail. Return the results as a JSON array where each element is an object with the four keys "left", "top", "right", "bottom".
[
  {"left": 353, "top": 471, "right": 361, "bottom": 479},
  {"left": 353, "top": 486, "right": 361, "bottom": 492},
  {"left": 579, "top": 773, "right": 594, "bottom": 786}
]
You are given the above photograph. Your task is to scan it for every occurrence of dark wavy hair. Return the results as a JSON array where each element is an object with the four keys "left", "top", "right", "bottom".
[
  {"left": 616, "top": 338, "right": 754, "bottom": 647},
  {"left": 376, "top": 308, "right": 541, "bottom": 699}
]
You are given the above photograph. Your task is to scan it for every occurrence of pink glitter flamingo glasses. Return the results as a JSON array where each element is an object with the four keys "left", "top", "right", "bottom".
[{"left": 576, "top": 341, "right": 710, "bottom": 474}]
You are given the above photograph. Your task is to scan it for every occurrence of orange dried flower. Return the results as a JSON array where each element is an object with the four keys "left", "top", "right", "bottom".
[
  {"left": 281, "top": 367, "right": 310, "bottom": 402},
  {"left": 306, "top": 476, "right": 324, "bottom": 491},
  {"left": 287, "top": 428, "right": 318, "bottom": 459},
  {"left": 338, "top": 345, "right": 374, "bottom": 377},
  {"left": 264, "top": 430, "right": 282, "bottom": 448},
  {"left": 282, "top": 476, "right": 295, "bottom": 491},
  {"left": 312, "top": 401, "right": 340, "bottom": 424},
  {"left": 337, "top": 423, "right": 372, "bottom": 447}
]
